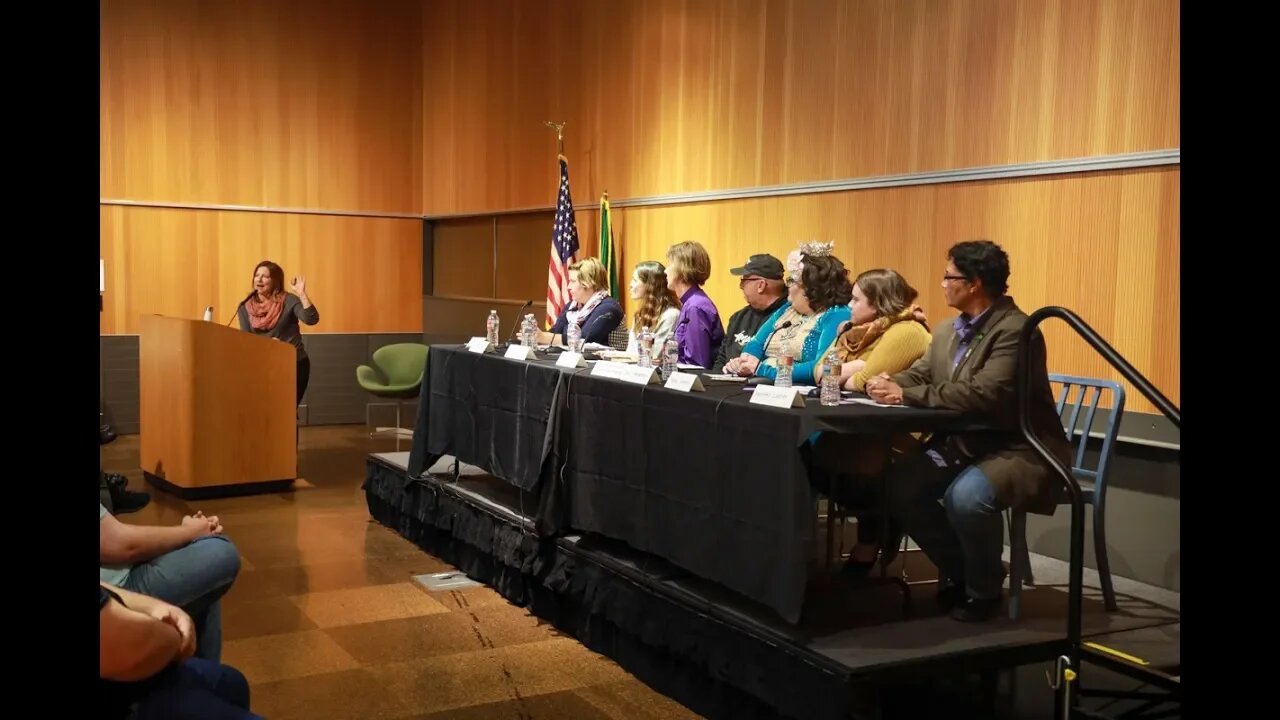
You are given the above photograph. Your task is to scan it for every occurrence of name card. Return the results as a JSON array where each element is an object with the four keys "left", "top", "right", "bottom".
[
  {"left": 556, "top": 351, "right": 587, "bottom": 368},
  {"left": 504, "top": 344, "right": 535, "bottom": 361},
  {"left": 589, "top": 360, "right": 629, "bottom": 380},
  {"left": 664, "top": 371, "right": 705, "bottom": 393},
  {"left": 620, "top": 365, "right": 660, "bottom": 386},
  {"left": 466, "top": 337, "right": 492, "bottom": 354},
  {"left": 589, "top": 361, "right": 659, "bottom": 385},
  {"left": 750, "top": 384, "right": 806, "bottom": 408}
]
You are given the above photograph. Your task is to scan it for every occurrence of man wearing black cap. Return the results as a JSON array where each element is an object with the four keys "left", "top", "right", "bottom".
[{"left": 711, "top": 254, "right": 789, "bottom": 373}]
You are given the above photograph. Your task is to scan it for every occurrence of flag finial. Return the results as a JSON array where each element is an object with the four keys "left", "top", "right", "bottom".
[{"left": 544, "top": 120, "right": 566, "bottom": 154}]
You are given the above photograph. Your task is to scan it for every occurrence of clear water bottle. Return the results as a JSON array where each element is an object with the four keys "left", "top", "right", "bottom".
[
  {"left": 566, "top": 319, "right": 582, "bottom": 352},
  {"left": 486, "top": 309, "right": 499, "bottom": 345},
  {"left": 661, "top": 338, "right": 678, "bottom": 378},
  {"left": 820, "top": 349, "right": 841, "bottom": 406},
  {"left": 521, "top": 314, "right": 537, "bottom": 347},
  {"left": 775, "top": 354, "right": 794, "bottom": 388},
  {"left": 637, "top": 326, "right": 654, "bottom": 368}
]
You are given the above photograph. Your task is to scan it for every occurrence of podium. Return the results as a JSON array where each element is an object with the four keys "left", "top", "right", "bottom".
[{"left": 139, "top": 314, "right": 297, "bottom": 498}]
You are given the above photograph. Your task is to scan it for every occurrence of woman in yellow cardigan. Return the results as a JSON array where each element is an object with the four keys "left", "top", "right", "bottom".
[{"left": 813, "top": 268, "right": 932, "bottom": 575}]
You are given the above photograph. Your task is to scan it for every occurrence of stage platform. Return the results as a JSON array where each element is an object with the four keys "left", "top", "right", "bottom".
[{"left": 364, "top": 451, "right": 1180, "bottom": 719}]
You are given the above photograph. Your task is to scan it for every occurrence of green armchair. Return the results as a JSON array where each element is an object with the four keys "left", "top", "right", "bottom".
[{"left": 356, "top": 343, "right": 429, "bottom": 444}]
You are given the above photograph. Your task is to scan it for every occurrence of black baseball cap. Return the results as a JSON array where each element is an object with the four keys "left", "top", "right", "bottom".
[{"left": 728, "top": 254, "right": 784, "bottom": 280}]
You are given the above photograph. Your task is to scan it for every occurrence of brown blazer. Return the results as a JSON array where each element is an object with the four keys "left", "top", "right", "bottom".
[{"left": 891, "top": 296, "right": 1072, "bottom": 515}]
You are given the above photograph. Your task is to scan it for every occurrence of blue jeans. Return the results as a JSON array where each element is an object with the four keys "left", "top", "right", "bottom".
[
  {"left": 131, "top": 658, "right": 263, "bottom": 720},
  {"left": 887, "top": 452, "right": 1007, "bottom": 600},
  {"left": 122, "top": 536, "right": 241, "bottom": 663}
]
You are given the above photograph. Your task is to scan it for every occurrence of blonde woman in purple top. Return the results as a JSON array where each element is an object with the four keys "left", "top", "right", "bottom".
[{"left": 664, "top": 241, "right": 724, "bottom": 368}]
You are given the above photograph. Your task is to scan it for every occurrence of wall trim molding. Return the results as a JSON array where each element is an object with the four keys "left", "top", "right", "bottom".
[
  {"left": 426, "top": 148, "right": 1179, "bottom": 218},
  {"left": 99, "top": 198, "right": 423, "bottom": 221},
  {"left": 101, "top": 149, "right": 1178, "bottom": 222}
]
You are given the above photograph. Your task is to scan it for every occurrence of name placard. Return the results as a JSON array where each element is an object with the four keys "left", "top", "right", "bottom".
[
  {"left": 589, "top": 361, "right": 629, "bottom": 380},
  {"left": 620, "top": 365, "right": 660, "bottom": 386},
  {"left": 556, "top": 351, "right": 587, "bottom": 368},
  {"left": 590, "top": 361, "right": 659, "bottom": 385},
  {"left": 663, "top": 371, "right": 706, "bottom": 393},
  {"left": 504, "top": 344, "right": 535, "bottom": 361},
  {"left": 466, "top": 337, "right": 492, "bottom": 354},
  {"left": 749, "top": 384, "right": 806, "bottom": 408}
]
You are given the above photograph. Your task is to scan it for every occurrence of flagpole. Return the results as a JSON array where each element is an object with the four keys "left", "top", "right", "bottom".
[{"left": 544, "top": 120, "right": 566, "bottom": 157}]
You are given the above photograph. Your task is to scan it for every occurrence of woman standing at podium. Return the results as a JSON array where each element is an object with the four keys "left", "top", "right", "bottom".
[{"left": 237, "top": 260, "right": 319, "bottom": 405}]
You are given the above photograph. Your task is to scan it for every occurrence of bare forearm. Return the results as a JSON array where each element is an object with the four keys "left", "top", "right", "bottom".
[
  {"left": 104, "top": 583, "right": 168, "bottom": 614},
  {"left": 122, "top": 525, "right": 202, "bottom": 564},
  {"left": 100, "top": 584, "right": 182, "bottom": 680}
]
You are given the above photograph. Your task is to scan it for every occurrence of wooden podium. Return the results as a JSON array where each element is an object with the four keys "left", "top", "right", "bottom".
[{"left": 139, "top": 314, "right": 297, "bottom": 498}]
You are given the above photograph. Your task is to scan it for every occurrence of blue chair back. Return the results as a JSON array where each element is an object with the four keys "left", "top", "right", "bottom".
[{"left": 1048, "top": 374, "right": 1126, "bottom": 499}]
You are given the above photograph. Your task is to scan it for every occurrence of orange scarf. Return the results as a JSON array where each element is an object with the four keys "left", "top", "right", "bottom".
[
  {"left": 246, "top": 292, "right": 285, "bottom": 331},
  {"left": 833, "top": 305, "right": 928, "bottom": 362}
]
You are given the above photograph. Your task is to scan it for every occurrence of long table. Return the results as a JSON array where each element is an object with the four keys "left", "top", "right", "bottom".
[{"left": 407, "top": 344, "right": 990, "bottom": 623}]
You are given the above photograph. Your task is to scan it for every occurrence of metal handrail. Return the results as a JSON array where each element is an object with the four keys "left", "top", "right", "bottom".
[{"left": 1017, "top": 306, "right": 1179, "bottom": 717}]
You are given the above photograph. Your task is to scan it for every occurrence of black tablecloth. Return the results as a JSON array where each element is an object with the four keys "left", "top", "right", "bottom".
[
  {"left": 561, "top": 373, "right": 988, "bottom": 624},
  {"left": 407, "top": 345, "right": 568, "bottom": 493},
  {"left": 408, "top": 346, "right": 988, "bottom": 623}
]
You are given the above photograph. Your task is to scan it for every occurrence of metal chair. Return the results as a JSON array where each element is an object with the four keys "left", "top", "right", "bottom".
[{"left": 1008, "top": 374, "right": 1125, "bottom": 619}]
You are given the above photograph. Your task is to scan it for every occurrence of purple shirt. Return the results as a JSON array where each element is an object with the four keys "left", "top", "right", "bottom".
[
  {"left": 952, "top": 306, "right": 992, "bottom": 369},
  {"left": 674, "top": 286, "right": 724, "bottom": 369}
]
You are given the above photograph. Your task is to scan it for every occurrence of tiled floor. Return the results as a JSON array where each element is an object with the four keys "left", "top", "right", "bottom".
[{"left": 103, "top": 426, "right": 701, "bottom": 720}]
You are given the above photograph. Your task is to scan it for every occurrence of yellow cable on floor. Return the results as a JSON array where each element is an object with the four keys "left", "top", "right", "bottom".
[{"left": 1083, "top": 641, "right": 1150, "bottom": 666}]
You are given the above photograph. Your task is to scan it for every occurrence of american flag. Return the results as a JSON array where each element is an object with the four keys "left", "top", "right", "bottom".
[{"left": 546, "top": 158, "right": 580, "bottom": 327}]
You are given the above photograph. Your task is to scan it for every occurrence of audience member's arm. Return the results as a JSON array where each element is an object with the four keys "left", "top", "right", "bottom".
[
  {"left": 100, "top": 585, "right": 187, "bottom": 681},
  {"left": 100, "top": 510, "right": 221, "bottom": 565}
]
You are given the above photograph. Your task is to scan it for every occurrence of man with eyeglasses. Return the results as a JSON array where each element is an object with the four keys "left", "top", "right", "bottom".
[
  {"left": 864, "top": 240, "right": 1072, "bottom": 622},
  {"left": 710, "top": 254, "right": 789, "bottom": 373}
]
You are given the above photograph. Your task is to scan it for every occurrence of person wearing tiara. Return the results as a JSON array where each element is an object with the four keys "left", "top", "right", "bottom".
[{"left": 724, "top": 243, "right": 852, "bottom": 384}]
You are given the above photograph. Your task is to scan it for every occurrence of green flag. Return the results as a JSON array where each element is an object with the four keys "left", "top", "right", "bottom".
[{"left": 599, "top": 193, "right": 619, "bottom": 300}]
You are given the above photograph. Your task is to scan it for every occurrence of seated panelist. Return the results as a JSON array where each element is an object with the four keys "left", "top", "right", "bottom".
[
  {"left": 538, "top": 257, "right": 624, "bottom": 347},
  {"left": 726, "top": 244, "right": 851, "bottom": 384}
]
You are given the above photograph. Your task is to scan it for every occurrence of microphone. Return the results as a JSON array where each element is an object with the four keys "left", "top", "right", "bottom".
[
  {"left": 226, "top": 289, "right": 257, "bottom": 327},
  {"left": 760, "top": 320, "right": 793, "bottom": 355},
  {"left": 505, "top": 299, "right": 534, "bottom": 345}
]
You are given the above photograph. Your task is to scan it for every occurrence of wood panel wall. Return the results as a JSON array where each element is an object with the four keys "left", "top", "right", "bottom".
[
  {"left": 101, "top": 0, "right": 423, "bottom": 213},
  {"left": 100, "top": 206, "right": 423, "bottom": 335},
  {"left": 100, "top": 0, "right": 425, "bottom": 334},
  {"left": 431, "top": 212, "right": 554, "bottom": 304},
  {"left": 421, "top": 0, "right": 1179, "bottom": 215},
  {"left": 571, "top": 166, "right": 1180, "bottom": 413}
]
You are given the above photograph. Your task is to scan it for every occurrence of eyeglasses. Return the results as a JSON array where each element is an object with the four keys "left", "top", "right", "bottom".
[
  {"left": 738, "top": 276, "right": 762, "bottom": 288},
  {"left": 941, "top": 274, "right": 968, "bottom": 283}
]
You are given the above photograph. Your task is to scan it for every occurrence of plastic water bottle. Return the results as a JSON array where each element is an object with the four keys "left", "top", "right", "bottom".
[
  {"left": 521, "top": 314, "right": 537, "bottom": 347},
  {"left": 486, "top": 310, "right": 499, "bottom": 345},
  {"left": 566, "top": 320, "right": 582, "bottom": 352},
  {"left": 775, "top": 354, "right": 794, "bottom": 388},
  {"left": 661, "top": 339, "right": 678, "bottom": 378},
  {"left": 820, "top": 349, "right": 841, "bottom": 406},
  {"left": 638, "top": 327, "right": 654, "bottom": 368}
]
